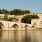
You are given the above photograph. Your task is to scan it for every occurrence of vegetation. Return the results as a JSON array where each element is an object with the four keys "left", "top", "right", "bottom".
[
  {"left": 0, "top": 9, "right": 30, "bottom": 15},
  {"left": 2, "top": 14, "right": 19, "bottom": 21},
  {"left": 21, "top": 15, "right": 39, "bottom": 24},
  {"left": 8, "top": 17, "right": 14, "bottom": 21},
  {"left": 3, "top": 14, "right": 8, "bottom": 21},
  {"left": 2, "top": 9, "right": 9, "bottom": 14},
  {"left": 24, "top": 10, "right": 30, "bottom": 14},
  {"left": 0, "top": 9, "right": 2, "bottom": 14},
  {"left": 0, "top": 8, "right": 39, "bottom": 24}
]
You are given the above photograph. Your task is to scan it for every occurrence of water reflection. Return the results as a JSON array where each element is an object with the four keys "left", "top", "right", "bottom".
[
  {"left": 14, "top": 31, "right": 21, "bottom": 42},
  {"left": 0, "top": 31, "right": 8, "bottom": 42},
  {"left": 21, "top": 31, "right": 31, "bottom": 42},
  {"left": 0, "top": 29, "right": 42, "bottom": 42},
  {"left": 31, "top": 30, "right": 42, "bottom": 42},
  {"left": 0, "top": 31, "right": 2, "bottom": 42}
]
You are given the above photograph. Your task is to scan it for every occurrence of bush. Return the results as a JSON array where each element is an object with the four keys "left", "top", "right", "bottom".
[
  {"left": 3, "top": 14, "right": 8, "bottom": 21},
  {"left": 21, "top": 15, "right": 39, "bottom": 24},
  {"left": 8, "top": 17, "right": 14, "bottom": 21}
]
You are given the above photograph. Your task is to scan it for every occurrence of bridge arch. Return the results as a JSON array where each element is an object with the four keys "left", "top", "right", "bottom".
[
  {"left": 12, "top": 24, "right": 19, "bottom": 29},
  {"left": 0, "top": 22, "right": 5, "bottom": 30},
  {"left": 25, "top": 24, "right": 28, "bottom": 30}
]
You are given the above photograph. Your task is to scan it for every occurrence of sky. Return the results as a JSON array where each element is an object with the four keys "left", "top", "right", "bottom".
[{"left": 0, "top": 0, "right": 42, "bottom": 13}]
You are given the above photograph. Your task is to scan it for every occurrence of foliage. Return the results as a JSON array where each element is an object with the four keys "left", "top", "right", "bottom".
[
  {"left": 10, "top": 9, "right": 30, "bottom": 15},
  {"left": 0, "top": 9, "right": 2, "bottom": 14},
  {"left": 21, "top": 15, "right": 39, "bottom": 24},
  {"left": 8, "top": 17, "right": 19, "bottom": 21},
  {"left": 8, "top": 17, "right": 14, "bottom": 21},
  {"left": 9, "top": 11, "right": 13, "bottom": 15},
  {"left": 3, "top": 14, "right": 8, "bottom": 21},
  {"left": 10, "top": 9, "right": 24, "bottom": 15},
  {"left": 2, "top": 9, "right": 9, "bottom": 14},
  {"left": 24, "top": 10, "right": 30, "bottom": 14},
  {"left": 0, "top": 9, "right": 30, "bottom": 15}
]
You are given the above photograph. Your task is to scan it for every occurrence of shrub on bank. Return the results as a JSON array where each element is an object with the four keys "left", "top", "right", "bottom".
[{"left": 21, "top": 15, "right": 39, "bottom": 24}]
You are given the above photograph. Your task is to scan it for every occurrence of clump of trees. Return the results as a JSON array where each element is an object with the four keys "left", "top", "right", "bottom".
[
  {"left": 0, "top": 9, "right": 30, "bottom": 15},
  {"left": 0, "top": 9, "right": 9, "bottom": 14},
  {"left": 21, "top": 15, "right": 39, "bottom": 24}
]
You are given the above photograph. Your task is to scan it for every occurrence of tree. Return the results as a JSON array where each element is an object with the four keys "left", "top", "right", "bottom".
[
  {"left": 0, "top": 9, "right": 2, "bottom": 14},
  {"left": 9, "top": 11, "right": 13, "bottom": 15},
  {"left": 2, "top": 9, "right": 9, "bottom": 14},
  {"left": 4, "top": 9, "right": 9, "bottom": 14},
  {"left": 21, "top": 15, "right": 39, "bottom": 24},
  {"left": 0, "top": 8, "right": 30, "bottom": 15},
  {"left": 24, "top": 10, "right": 30, "bottom": 14},
  {"left": 10, "top": 9, "right": 25, "bottom": 15},
  {"left": 13, "top": 9, "right": 24, "bottom": 15}
]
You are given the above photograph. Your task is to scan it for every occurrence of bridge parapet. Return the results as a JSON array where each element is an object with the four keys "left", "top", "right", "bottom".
[{"left": 0, "top": 20, "right": 32, "bottom": 30}]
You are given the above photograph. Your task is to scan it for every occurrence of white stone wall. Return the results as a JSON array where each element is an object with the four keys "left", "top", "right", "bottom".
[
  {"left": 31, "top": 18, "right": 42, "bottom": 28},
  {"left": 8, "top": 15, "right": 15, "bottom": 18},
  {"left": 31, "top": 19, "right": 38, "bottom": 28},
  {"left": 0, "top": 20, "right": 32, "bottom": 30}
]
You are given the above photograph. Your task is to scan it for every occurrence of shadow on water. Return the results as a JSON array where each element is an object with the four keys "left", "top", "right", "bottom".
[
  {"left": 25, "top": 31, "right": 31, "bottom": 42},
  {"left": 21, "top": 31, "right": 31, "bottom": 42},
  {"left": 14, "top": 30, "right": 21, "bottom": 42},
  {"left": 0, "top": 30, "right": 2, "bottom": 42}
]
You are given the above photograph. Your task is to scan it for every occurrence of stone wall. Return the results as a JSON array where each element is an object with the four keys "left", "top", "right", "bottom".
[{"left": 0, "top": 20, "right": 32, "bottom": 30}]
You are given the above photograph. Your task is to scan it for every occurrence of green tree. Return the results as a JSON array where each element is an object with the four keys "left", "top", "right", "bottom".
[
  {"left": 10, "top": 9, "right": 25, "bottom": 15},
  {"left": 2, "top": 9, "right": 9, "bottom": 14},
  {"left": 24, "top": 10, "right": 30, "bottom": 14},
  {"left": 0, "top": 9, "right": 2, "bottom": 14},
  {"left": 9, "top": 11, "right": 13, "bottom": 15},
  {"left": 4, "top": 9, "right": 9, "bottom": 14},
  {"left": 13, "top": 9, "right": 23, "bottom": 15},
  {"left": 21, "top": 15, "right": 39, "bottom": 24},
  {"left": 0, "top": 9, "right": 30, "bottom": 15}
]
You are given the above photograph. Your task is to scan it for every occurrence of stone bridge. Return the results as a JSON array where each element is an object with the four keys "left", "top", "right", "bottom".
[{"left": 0, "top": 20, "right": 31, "bottom": 30}]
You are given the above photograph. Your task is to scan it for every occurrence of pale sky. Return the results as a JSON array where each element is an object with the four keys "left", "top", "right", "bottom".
[{"left": 0, "top": 0, "right": 42, "bottom": 13}]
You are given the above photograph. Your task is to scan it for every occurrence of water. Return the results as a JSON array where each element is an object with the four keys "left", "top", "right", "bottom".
[{"left": 0, "top": 29, "right": 42, "bottom": 42}]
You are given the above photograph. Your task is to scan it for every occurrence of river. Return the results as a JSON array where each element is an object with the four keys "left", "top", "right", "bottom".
[{"left": 0, "top": 29, "right": 42, "bottom": 42}]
